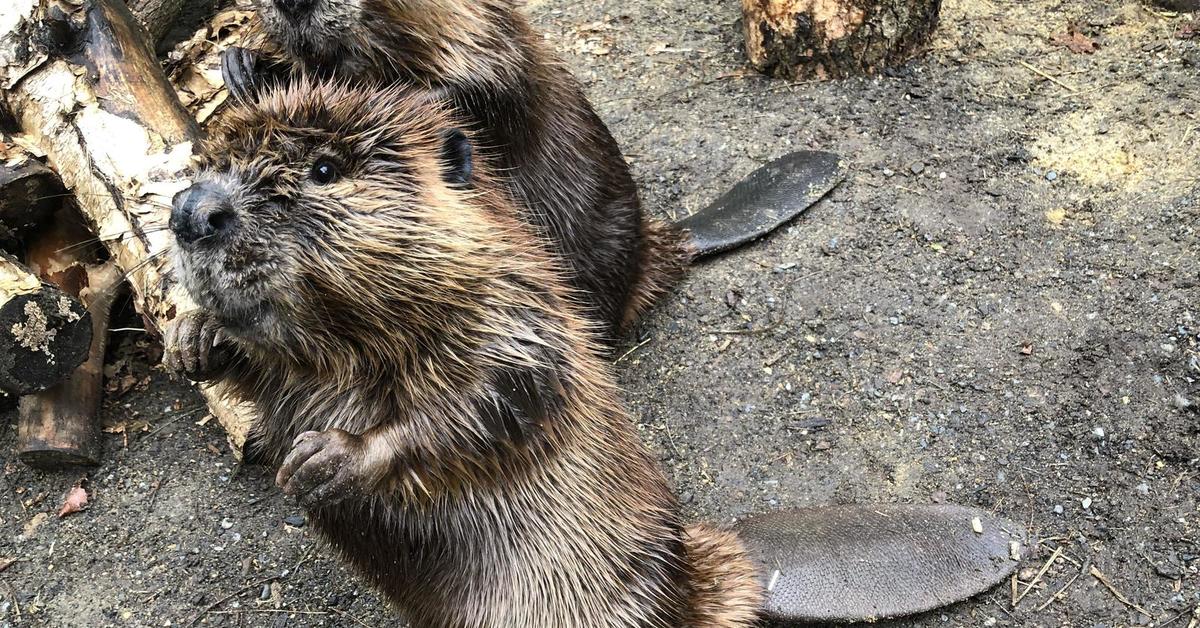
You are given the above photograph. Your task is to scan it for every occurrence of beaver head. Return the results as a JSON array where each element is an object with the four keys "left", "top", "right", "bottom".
[
  {"left": 169, "top": 79, "right": 537, "bottom": 373},
  {"left": 250, "top": 0, "right": 525, "bottom": 83}
]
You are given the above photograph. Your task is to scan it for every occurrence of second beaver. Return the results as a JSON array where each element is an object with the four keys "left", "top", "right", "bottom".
[
  {"left": 226, "top": 0, "right": 690, "bottom": 339},
  {"left": 167, "top": 79, "right": 1020, "bottom": 626},
  {"left": 223, "top": 0, "right": 841, "bottom": 340}
]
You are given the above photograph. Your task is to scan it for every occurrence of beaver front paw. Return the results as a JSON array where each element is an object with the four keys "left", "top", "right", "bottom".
[
  {"left": 276, "top": 429, "right": 373, "bottom": 508},
  {"left": 162, "top": 311, "right": 233, "bottom": 382}
]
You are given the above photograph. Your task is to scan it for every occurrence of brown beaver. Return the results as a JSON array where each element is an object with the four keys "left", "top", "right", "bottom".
[
  {"left": 166, "top": 79, "right": 1021, "bottom": 626},
  {"left": 223, "top": 0, "right": 691, "bottom": 340},
  {"left": 169, "top": 78, "right": 758, "bottom": 626}
]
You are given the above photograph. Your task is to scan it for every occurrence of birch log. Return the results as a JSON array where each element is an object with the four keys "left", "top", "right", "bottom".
[
  {"left": 0, "top": 251, "right": 91, "bottom": 394},
  {"left": 742, "top": 0, "right": 942, "bottom": 79},
  {"left": 0, "top": 0, "right": 255, "bottom": 452}
]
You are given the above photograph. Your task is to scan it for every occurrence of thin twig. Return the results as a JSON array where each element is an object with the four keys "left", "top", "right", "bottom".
[
  {"left": 188, "top": 576, "right": 279, "bottom": 627},
  {"left": 1017, "top": 60, "right": 1078, "bottom": 93},
  {"left": 614, "top": 336, "right": 652, "bottom": 364},
  {"left": 1090, "top": 566, "right": 1153, "bottom": 619},
  {"left": 137, "top": 407, "right": 207, "bottom": 446},
  {"left": 327, "top": 606, "right": 373, "bottom": 628},
  {"left": 188, "top": 547, "right": 317, "bottom": 626},
  {"left": 1014, "top": 546, "right": 1062, "bottom": 605},
  {"left": 1035, "top": 572, "right": 1081, "bottom": 612}
]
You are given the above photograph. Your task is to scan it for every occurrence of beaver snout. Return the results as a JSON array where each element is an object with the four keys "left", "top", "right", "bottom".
[{"left": 171, "top": 181, "right": 238, "bottom": 247}]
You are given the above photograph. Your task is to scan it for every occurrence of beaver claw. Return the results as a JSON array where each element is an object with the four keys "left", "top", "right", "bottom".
[
  {"left": 276, "top": 429, "right": 371, "bottom": 509},
  {"left": 221, "top": 47, "right": 263, "bottom": 103},
  {"left": 162, "top": 311, "right": 233, "bottom": 382}
]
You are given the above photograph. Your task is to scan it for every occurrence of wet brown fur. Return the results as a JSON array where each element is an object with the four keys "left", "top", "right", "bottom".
[
  {"left": 174, "top": 79, "right": 757, "bottom": 627},
  {"left": 241, "top": 0, "right": 690, "bottom": 341}
]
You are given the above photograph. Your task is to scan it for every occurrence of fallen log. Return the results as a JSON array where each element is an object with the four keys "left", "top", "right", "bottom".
[
  {"left": 0, "top": 136, "right": 63, "bottom": 250},
  {"left": 741, "top": 0, "right": 943, "bottom": 79},
  {"left": 0, "top": 251, "right": 91, "bottom": 395},
  {"left": 18, "top": 260, "right": 121, "bottom": 468},
  {"left": 126, "top": 0, "right": 187, "bottom": 44},
  {"left": 0, "top": 0, "right": 255, "bottom": 452}
]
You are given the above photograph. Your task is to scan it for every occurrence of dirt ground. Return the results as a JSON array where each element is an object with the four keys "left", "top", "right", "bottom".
[{"left": 2, "top": 0, "right": 1198, "bottom": 626}]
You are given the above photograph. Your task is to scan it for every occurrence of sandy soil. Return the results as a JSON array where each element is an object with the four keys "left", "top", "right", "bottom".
[{"left": 2, "top": 0, "right": 1198, "bottom": 626}]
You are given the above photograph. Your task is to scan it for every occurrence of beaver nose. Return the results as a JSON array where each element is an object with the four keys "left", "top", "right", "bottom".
[
  {"left": 274, "top": 0, "right": 315, "bottom": 17},
  {"left": 171, "top": 182, "right": 237, "bottom": 246}
]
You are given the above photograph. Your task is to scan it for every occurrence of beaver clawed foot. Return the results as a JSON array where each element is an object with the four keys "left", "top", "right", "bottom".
[
  {"left": 222, "top": 47, "right": 266, "bottom": 104},
  {"left": 277, "top": 429, "right": 374, "bottom": 508},
  {"left": 162, "top": 310, "right": 234, "bottom": 382}
]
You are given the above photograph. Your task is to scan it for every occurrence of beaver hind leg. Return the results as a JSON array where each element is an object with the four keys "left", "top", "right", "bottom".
[
  {"left": 734, "top": 504, "right": 1024, "bottom": 624},
  {"left": 677, "top": 151, "right": 846, "bottom": 259}
]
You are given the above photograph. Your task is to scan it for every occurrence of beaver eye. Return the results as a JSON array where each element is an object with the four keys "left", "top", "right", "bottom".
[{"left": 310, "top": 158, "right": 339, "bottom": 185}]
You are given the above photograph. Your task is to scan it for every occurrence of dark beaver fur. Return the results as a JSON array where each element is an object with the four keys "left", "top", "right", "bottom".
[
  {"left": 167, "top": 79, "right": 759, "bottom": 627},
  {"left": 233, "top": 0, "right": 689, "bottom": 340}
]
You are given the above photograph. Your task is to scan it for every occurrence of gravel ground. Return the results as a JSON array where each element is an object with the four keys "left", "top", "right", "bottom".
[{"left": 2, "top": 0, "right": 1198, "bottom": 626}]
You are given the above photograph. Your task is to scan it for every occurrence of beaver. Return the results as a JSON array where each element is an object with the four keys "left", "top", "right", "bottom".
[
  {"left": 221, "top": 0, "right": 690, "bottom": 340},
  {"left": 166, "top": 79, "right": 1021, "bottom": 626},
  {"left": 219, "top": 0, "right": 842, "bottom": 340}
]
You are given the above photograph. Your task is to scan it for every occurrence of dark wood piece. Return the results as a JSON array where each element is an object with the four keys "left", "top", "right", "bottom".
[
  {"left": 1150, "top": 0, "right": 1199, "bottom": 10},
  {"left": 742, "top": 0, "right": 942, "bottom": 79},
  {"left": 0, "top": 251, "right": 91, "bottom": 395},
  {"left": 18, "top": 262, "right": 122, "bottom": 468},
  {"left": 126, "top": 0, "right": 187, "bottom": 43},
  {"left": 0, "top": 137, "right": 63, "bottom": 249}
]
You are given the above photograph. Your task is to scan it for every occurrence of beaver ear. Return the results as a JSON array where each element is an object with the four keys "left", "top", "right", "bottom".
[{"left": 439, "top": 128, "right": 473, "bottom": 187}]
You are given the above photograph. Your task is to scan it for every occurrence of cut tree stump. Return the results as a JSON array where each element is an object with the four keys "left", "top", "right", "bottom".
[
  {"left": 0, "top": 251, "right": 92, "bottom": 395},
  {"left": 0, "top": 0, "right": 256, "bottom": 452},
  {"left": 742, "top": 0, "right": 943, "bottom": 79},
  {"left": 0, "top": 136, "right": 63, "bottom": 249},
  {"left": 18, "top": 261, "right": 122, "bottom": 468}
]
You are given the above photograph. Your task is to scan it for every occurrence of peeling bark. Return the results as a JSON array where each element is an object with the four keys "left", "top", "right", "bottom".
[
  {"left": 742, "top": 0, "right": 942, "bottom": 79},
  {"left": 0, "top": 0, "right": 255, "bottom": 452}
]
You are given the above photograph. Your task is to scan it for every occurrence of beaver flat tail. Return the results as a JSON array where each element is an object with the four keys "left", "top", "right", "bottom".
[
  {"left": 733, "top": 504, "right": 1024, "bottom": 624},
  {"left": 684, "top": 525, "right": 763, "bottom": 628}
]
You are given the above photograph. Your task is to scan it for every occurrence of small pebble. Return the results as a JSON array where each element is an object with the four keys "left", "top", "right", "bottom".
[
  {"left": 220, "top": 518, "right": 234, "bottom": 530},
  {"left": 1082, "top": 497, "right": 1093, "bottom": 510},
  {"left": 1046, "top": 170, "right": 1058, "bottom": 181},
  {"left": 971, "top": 517, "right": 983, "bottom": 534},
  {"left": 260, "top": 584, "right": 271, "bottom": 600},
  {"left": 284, "top": 515, "right": 307, "bottom": 528},
  {"left": 1053, "top": 504, "right": 1064, "bottom": 515},
  {"left": 1136, "top": 483, "right": 1149, "bottom": 496},
  {"left": 1092, "top": 427, "right": 1106, "bottom": 440},
  {"left": 910, "top": 162, "right": 926, "bottom": 175},
  {"left": 882, "top": 168, "right": 895, "bottom": 177}
]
